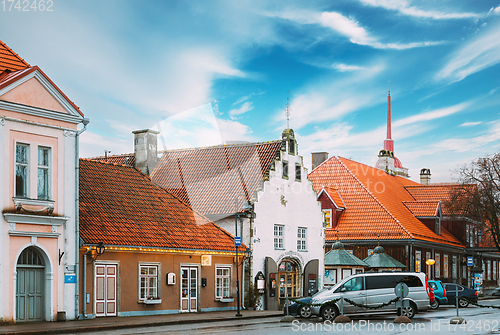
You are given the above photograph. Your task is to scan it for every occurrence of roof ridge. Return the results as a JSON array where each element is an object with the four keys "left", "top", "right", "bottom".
[
  {"left": 0, "top": 39, "right": 30, "bottom": 68},
  {"left": 336, "top": 156, "right": 413, "bottom": 239},
  {"left": 89, "top": 153, "right": 134, "bottom": 159},
  {"left": 158, "top": 140, "right": 281, "bottom": 154},
  {"left": 80, "top": 157, "right": 134, "bottom": 168}
]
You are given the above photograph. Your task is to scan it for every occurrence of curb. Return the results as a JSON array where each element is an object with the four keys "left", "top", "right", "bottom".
[{"left": 1, "top": 313, "right": 282, "bottom": 335}]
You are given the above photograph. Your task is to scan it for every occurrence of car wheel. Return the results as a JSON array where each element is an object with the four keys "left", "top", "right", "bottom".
[
  {"left": 398, "top": 302, "right": 416, "bottom": 319},
  {"left": 299, "top": 305, "right": 312, "bottom": 318},
  {"left": 458, "top": 299, "right": 469, "bottom": 308},
  {"left": 321, "top": 305, "right": 339, "bottom": 321},
  {"left": 430, "top": 300, "right": 439, "bottom": 310}
]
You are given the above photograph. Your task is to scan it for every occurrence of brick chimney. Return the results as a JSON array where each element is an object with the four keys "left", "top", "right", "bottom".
[
  {"left": 312, "top": 152, "right": 329, "bottom": 170},
  {"left": 133, "top": 129, "right": 159, "bottom": 175},
  {"left": 420, "top": 168, "right": 431, "bottom": 185}
]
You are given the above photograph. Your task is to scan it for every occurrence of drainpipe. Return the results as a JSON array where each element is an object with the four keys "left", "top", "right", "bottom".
[
  {"left": 242, "top": 257, "right": 245, "bottom": 309},
  {"left": 83, "top": 248, "right": 91, "bottom": 318},
  {"left": 75, "top": 118, "right": 89, "bottom": 320}
]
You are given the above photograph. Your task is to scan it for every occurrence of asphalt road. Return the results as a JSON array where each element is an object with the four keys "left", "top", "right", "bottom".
[{"left": 74, "top": 299, "right": 500, "bottom": 335}]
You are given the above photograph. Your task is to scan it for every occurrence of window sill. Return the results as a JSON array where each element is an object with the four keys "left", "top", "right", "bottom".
[
  {"left": 297, "top": 249, "right": 308, "bottom": 252},
  {"left": 142, "top": 299, "right": 162, "bottom": 305},
  {"left": 218, "top": 297, "right": 234, "bottom": 303},
  {"left": 274, "top": 248, "right": 285, "bottom": 251},
  {"left": 13, "top": 197, "right": 55, "bottom": 214}
]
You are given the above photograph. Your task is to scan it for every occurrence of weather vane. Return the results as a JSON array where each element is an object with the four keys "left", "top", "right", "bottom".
[{"left": 285, "top": 90, "right": 291, "bottom": 130}]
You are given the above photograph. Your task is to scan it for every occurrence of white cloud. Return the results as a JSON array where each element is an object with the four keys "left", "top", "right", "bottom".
[
  {"left": 229, "top": 101, "right": 254, "bottom": 116},
  {"left": 488, "top": 5, "right": 500, "bottom": 14},
  {"left": 332, "top": 63, "right": 367, "bottom": 72},
  {"left": 79, "top": 131, "right": 132, "bottom": 158},
  {"left": 359, "top": 0, "right": 481, "bottom": 19},
  {"left": 394, "top": 101, "right": 471, "bottom": 127},
  {"left": 435, "top": 23, "right": 500, "bottom": 83},
  {"left": 460, "top": 121, "right": 482, "bottom": 127}
]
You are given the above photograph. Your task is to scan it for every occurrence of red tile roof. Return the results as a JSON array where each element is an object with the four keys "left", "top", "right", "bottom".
[
  {"left": 309, "top": 156, "right": 464, "bottom": 248},
  {"left": 90, "top": 153, "right": 135, "bottom": 166},
  {"left": 150, "top": 141, "right": 282, "bottom": 215},
  {"left": 79, "top": 159, "right": 240, "bottom": 251},
  {"left": 404, "top": 184, "right": 471, "bottom": 216},
  {"left": 0, "top": 39, "right": 30, "bottom": 72},
  {"left": 402, "top": 201, "right": 440, "bottom": 217}
]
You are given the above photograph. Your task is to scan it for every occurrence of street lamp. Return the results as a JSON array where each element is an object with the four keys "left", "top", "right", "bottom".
[{"left": 234, "top": 199, "right": 253, "bottom": 317}]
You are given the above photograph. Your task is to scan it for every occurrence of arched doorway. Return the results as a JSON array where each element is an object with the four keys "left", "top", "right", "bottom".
[
  {"left": 16, "top": 247, "right": 45, "bottom": 322},
  {"left": 277, "top": 258, "right": 302, "bottom": 306}
]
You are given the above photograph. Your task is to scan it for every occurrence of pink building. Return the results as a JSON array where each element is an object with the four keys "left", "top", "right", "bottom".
[{"left": 0, "top": 39, "right": 87, "bottom": 322}]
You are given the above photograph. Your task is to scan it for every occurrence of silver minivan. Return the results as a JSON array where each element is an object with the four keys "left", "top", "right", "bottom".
[{"left": 310, "top": 272, "right": 430, "bottom": 320}]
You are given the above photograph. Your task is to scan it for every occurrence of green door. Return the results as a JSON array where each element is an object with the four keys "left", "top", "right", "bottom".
[{"left": 16, "top": 248, "right": 45, "bottom": 322}]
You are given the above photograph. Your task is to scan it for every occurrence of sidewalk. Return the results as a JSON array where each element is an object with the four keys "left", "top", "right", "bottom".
[{"left": 0, "top": 310, "right": 284, "bottom": 335}]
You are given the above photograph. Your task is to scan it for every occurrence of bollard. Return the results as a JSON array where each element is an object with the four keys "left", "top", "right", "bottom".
[{"left": 340, "top": 296, "right": 344, "bottom": 315}]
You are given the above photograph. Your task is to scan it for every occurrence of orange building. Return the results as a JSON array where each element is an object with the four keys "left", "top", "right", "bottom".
[{"left": 78, "top": 159, "right": 242, "bottom": 317}]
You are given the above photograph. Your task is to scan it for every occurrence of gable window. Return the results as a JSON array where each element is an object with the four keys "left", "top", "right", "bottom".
[
  {"left": 297, "top": 228, "right": 306, "bottom": 251},
  {"left": 282, "top": 161, "right": 288, "bottom": 179},
  {"left": 37, "top": 147, "right": 50, "bottom": 200},
  {"left": 289, "top": 139, "right": 295, "bottom": 155},
  {"left": 15, "top": 144, "right": 29, "bottom": 197},
  {"left": 139, "top": 264, "right": 159, "bottom": 301},
  {"left": 443, "top": 254, "right": 448, "bottom": 278},
  {"left": 274, "top": 225, "right": 284, "bottom": 249},
  {"left": 435, "top": 253, "right": 440, "bottom": 277},
  {"left": 215, "top": 266, "right": 231, "bottom": 299},
  {"left": 415, "top": 251, "right": 421, "bottom": 272},
  {"left": 323, "top": 209, "right": 332, "bottom": 228},
  {"left": 295, "top": 163, "right": 301, "bottom": 181}
]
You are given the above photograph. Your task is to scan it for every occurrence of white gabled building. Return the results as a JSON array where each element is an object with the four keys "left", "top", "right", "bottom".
[{"left": 111, "top": 128, "right": 325, "bottom": 311}]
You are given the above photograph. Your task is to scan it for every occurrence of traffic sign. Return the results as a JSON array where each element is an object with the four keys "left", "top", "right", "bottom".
[
  {"left": 395, "top": 283, "right": 409, "bottom": 298},
  {"left": 467, "top": 257, "right": 473, "bottom": 266},
  {"left": 234, "top": 236, "right": 241, "bottom": 246}
]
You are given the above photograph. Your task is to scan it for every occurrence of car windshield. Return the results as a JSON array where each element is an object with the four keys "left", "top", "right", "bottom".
[{"left": 312, "top": 287, "right": 330, "bottom": 297}]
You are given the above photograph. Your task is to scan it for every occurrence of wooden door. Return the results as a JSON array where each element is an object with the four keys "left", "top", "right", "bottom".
[
  {"left": 16, "top": 268, "right": 44, "bottom": 322},
  {"left": 95, "top": 264, "right": 117, "bottom": 317},
  {"left": 180, "top": 267, "right": 198, "bottom": 312}
]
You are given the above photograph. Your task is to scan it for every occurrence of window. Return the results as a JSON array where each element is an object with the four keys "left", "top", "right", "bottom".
[
  {"left": 443, "top": 254, "right": 449, "bottom": 278},
  {"left": 215, "top": 266, "right": 231, "bottom": 299},
  {"left": 494, "top": 261, "right": 497, "bottom": 280},
  {"left": 37, "top": 147, "right": 50, "bottom": 199},
  {"left": 295, "top": 163, "right": 301, "bottom": 181},
  {"left": 297, "top": 228, "right": 306, "bottom": 251},
  {"left": 139, "top": 264, "right": 159, "bottom": 301},
  {"left": 452, "top": 255, "right": 457, "bottom": 279},
  {"left": 323, "top": 209, "right": 332, "bottom": 228},
  {"left": 368, "top": 249, "right": 374, "bottom": 257},
  {"left": 15, "top": 144, "right": 29, "bottom": 197},
  {"left": 365, "top": 275, "right": 423, "bottom": 290},
  {"left": 289, "top": 139, "right": 295, "bottom": 155},
  {"left": 335, "top": 276, "right": 364, "bottom": 292},
  {"left": 415, "top": 250, "right": 421, "bottom": 272},
  {"left": 487, "top": 260, "right": 492, "bottom": 281},
  {"left": 426, "top": 252, "right": 432, "bottom": 277},
  {"left": 274, "top": 225, "right": 284, "bottom": 249},
  {"left": 435, "top": 253, "right": 440, "bottom": 278},
  {"left": 282, "top": 161, "right": 288, "bottom": 179},
  {"left": 466, "top": 225, "right": 470, "bottom": 245}
]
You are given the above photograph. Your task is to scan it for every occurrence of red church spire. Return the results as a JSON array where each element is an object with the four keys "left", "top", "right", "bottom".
[{"left": 383, "top": 90, "right": 394, "bottom": 152}]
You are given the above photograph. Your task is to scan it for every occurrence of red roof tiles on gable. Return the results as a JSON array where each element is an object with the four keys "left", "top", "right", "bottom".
[
  {"left": 402, "top": 201, "right": 440, "bottom": 217},
  {"left": 309, "top": 156, "right": 464, "bottom": 247},
  {"left": 0, "top": 39, "right": 30, "bottom": 72},
  {"left": 90, "top": 153, "right": 135, "bottom": 166},
  {"left": 404, "top": 184, "right": 469, "bottom": 216},
  {"left": 318, "top": 186, "right": 346, "bottom": 209},
  {"left": 150, "top": 141, "right": 282, "bottom": 215},
  {"left": 79, "top": 159, "right": 239, "bottom": 251}
]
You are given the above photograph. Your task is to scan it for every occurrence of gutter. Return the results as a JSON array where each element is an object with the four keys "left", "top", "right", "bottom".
[{"left": 75, "top": 118, "right": 89, "bottom": 320}]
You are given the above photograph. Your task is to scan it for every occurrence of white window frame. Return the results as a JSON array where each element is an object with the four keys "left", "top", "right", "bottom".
[
  {"left": 15, "top": 143, "right": 29, "bottom": 198},
  {"left": 443, "top": 254, "right": 449, "bottom": 278},
  {"left": 282, "top": 161, "right": 289, "bottom": 179},
  {"left": 487, "top": 260, "right": 492, "bottom": 281},
  {"left": 138, "top": 263, "right": 160, "bottom": 302},
  {"left": 452, "top": 255, "right": 457, "bottom": 279},
  {"left": 274, "top": 225, "right": 284, "bottom": 250},
  {"left": 435, "top": 253, "right": 440, "bottom": 278},
  {"left": 295, "top": 163, "right": 301, "bottom": 181},
  {"left": 297, "top": 227, "right": 307, "bottom": 251},
  {"left": 494, "top": 261, "right": 497, "bottom": 280},
  {"left": 415, "top": 250, "right": 421, "bottom": 273},
  {"left": 37, "top": 146, "right": 51, "bottom": 200},
  {"left": 323, "top": 209, "right": 332, "bottom": 228},
  {"left": 215, "top": 265, "right": 232, "bottom": 299}
]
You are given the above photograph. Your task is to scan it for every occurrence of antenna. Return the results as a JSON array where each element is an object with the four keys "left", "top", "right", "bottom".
[{"left": 285, "top": 91, "right": 291, "bottom": 130}]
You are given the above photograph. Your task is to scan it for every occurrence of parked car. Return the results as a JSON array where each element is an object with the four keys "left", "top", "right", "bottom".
[
  {"left": 282, "top": 287, "right": 331, "bottom": 318},
  {"left": 283, "top": 297, "right": 313, "bottom": 318},
  {"left": 428, "top": 280, "right": 448, "bottom": 309},
  {"left": 309, "top": 272, "right": 431, "bottom": 321},
  {"left": 442, "top": 283, "right": 478, "bottom": 307},
  {"left": 429, "top": 287, "right": 435, "bottom": 305}
]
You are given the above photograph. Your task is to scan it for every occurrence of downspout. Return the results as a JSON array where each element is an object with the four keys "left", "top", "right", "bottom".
[
  {"left": 75, "top": 118, "right": 89, "bottom": 320},
  {"left": 242, "top": 256, "right": 245, "bottom": 309},
  {"left": 83, "top": 248, "right": 91, "bottom": 318}
]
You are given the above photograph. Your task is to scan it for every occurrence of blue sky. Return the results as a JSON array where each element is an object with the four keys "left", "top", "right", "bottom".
[{"left": 2, "top": 0, "right": 500, "bottom": 182}]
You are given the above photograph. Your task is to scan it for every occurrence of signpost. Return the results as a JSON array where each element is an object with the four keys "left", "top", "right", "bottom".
[
  {"left": 234, "top": 236, "right": 241, "bottom": 246},
  {"left": 467, "top": 257, "right": 473, "bottom": 267},
  {"left": 395, "top": 282, "right": 410, "bottom": 313}
]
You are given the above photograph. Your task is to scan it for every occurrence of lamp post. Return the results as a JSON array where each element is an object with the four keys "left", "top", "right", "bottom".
[{"left": 234, "top": 198, "right": 253, "bottom": 317}]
